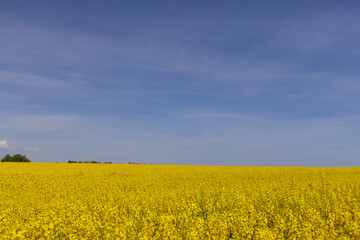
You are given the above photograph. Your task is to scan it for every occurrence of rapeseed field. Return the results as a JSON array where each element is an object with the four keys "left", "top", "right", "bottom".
[{"left": 0, "top": 163, "right": 359, "bottom": 239}]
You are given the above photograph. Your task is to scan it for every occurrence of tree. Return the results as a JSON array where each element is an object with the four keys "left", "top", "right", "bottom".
[
  {"left": 1, "top": 154, "right": 12, "bottom": 162},
  {"left": 12, "top": 154, "right": 30, "bottom": 162},
  {"left": 1, "top": 154, "right": 31, "bottom": 162}
]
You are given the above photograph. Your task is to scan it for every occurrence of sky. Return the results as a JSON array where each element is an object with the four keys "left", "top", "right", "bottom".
[{"left": 1, "top": 0, "right": 360, "bottom": 166}]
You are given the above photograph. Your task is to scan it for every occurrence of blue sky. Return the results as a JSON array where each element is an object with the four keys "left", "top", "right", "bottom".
[{"left": 1, "top": 0, "right": 360, "bottom": 166}]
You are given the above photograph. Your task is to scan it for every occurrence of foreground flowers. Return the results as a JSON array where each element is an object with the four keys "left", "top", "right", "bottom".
[{"left": 0, "top": 163, "right": 359, "bottom": 239}]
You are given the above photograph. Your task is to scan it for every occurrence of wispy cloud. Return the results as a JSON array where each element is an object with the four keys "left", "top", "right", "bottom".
[
  {"left": 0, "top": 12, "right": 291, "bottom": 95},
  {"left": 0, "top": 69, "right": 94, "bottom": 106},
  {"left": 185, "top": 112, "right": 248, "bottom": 119},
  {"left": 275, "top": 7, "right": 360, "bottom": 52},
  {"left": 0, "top": 114, "right": 80, "bottom": 130},
  {"left": 25, "top": 147, "right": 40, "bottom": 152},
  {"left": 0, "top": 69, "right": 75, "bottom": 88}
]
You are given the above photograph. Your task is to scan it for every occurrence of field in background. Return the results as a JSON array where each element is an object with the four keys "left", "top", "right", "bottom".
[{"left": 1, "top": 163, "right": 360, "bottom": 239}]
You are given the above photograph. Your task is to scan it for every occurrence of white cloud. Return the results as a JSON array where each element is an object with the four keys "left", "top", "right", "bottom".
[{"left": 0, "top": 140, "right": 10, "bottom": 149}]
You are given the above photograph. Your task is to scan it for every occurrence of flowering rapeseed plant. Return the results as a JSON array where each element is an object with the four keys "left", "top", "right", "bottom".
[{"left": 0, "top": 163, "right": 359, "bottom": 239}]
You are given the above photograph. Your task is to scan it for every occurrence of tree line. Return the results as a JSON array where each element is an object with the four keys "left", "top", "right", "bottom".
[
  {"left": 0, "top": 155, "right": 149, "bottom": 164},
  {"left": 67, "top": 160, "right": 112, "bottom": 164},
  {"left": 1, "top": 154, "right": 31, "bottom": 162}
]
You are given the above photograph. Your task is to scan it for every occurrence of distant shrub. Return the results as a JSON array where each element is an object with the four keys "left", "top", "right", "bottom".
[
  {"left": 84, "top": 161, "right": 101, "bottom": 164},
  {"left": 67, "top": 160, "right": 108, "bottom": 164},
  {"left": 1, "top": 154, "right": 31, "bottom": 162},
  {"left": 68, "top": 160, "right": 82, "bottom": 163}
]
